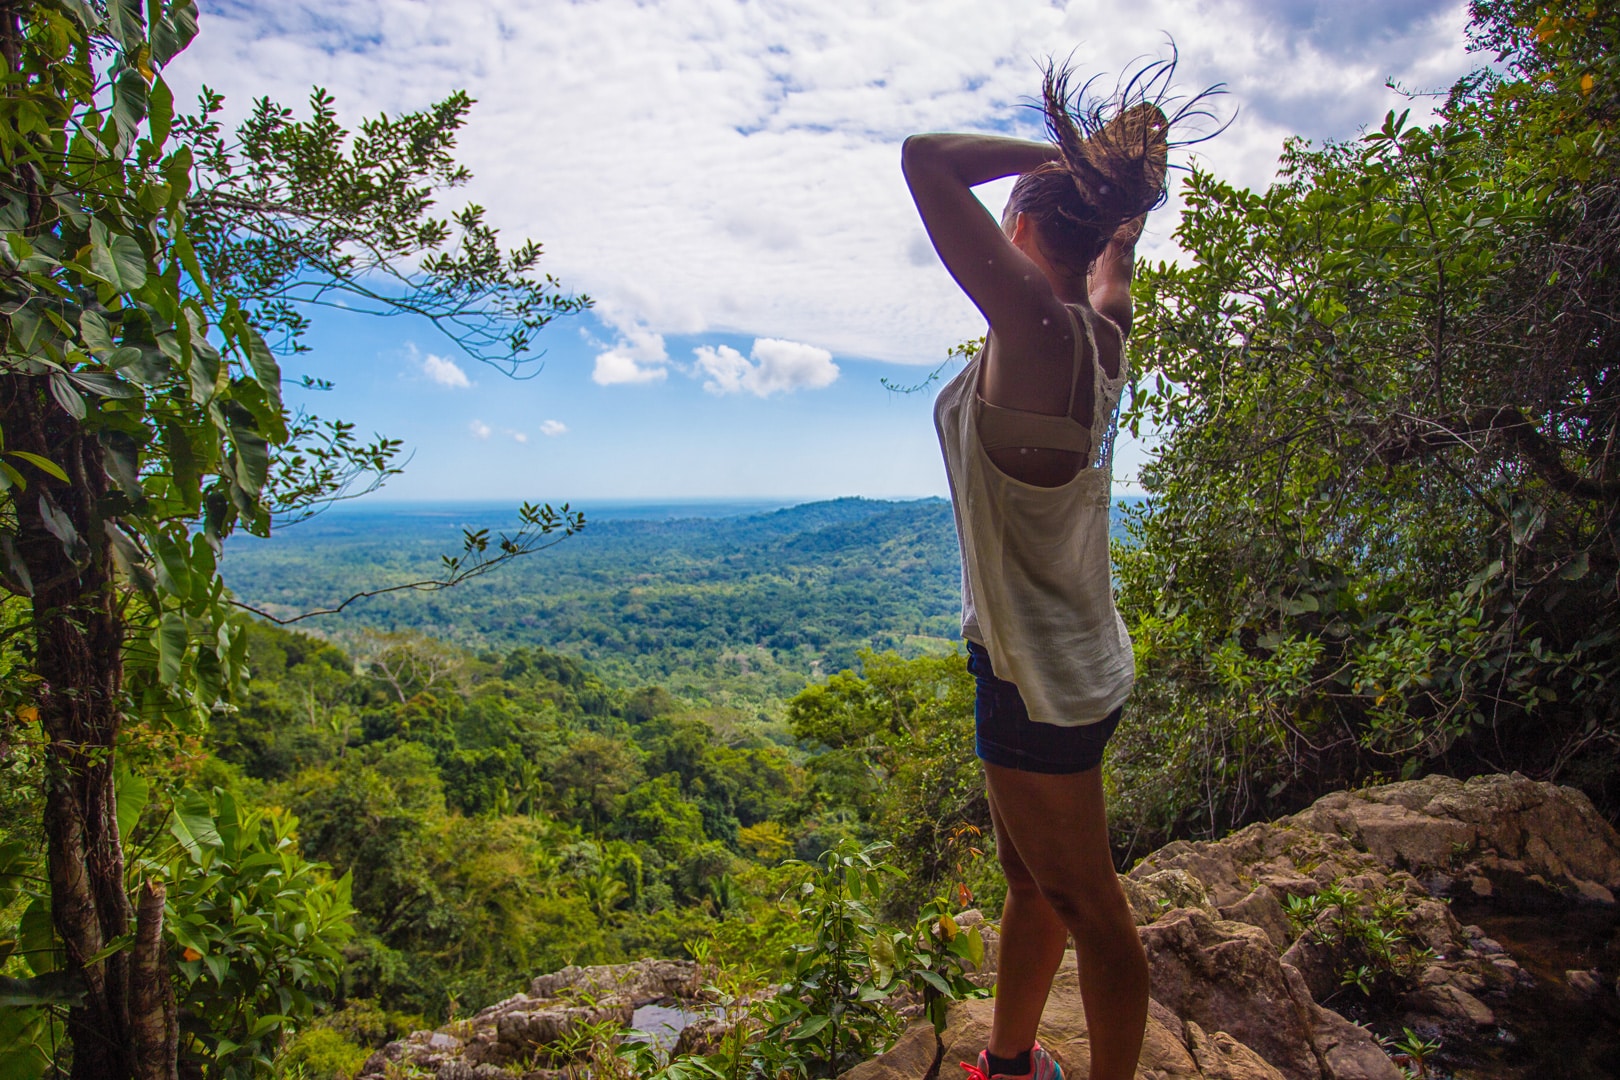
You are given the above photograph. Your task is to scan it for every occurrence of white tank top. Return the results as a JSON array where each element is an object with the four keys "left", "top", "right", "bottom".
[{"left": 933, "top": 303, "right": 1134, "bottom": 727}]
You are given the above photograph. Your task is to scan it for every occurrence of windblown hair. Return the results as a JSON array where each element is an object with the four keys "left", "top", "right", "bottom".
[{"left": 1006, "top": 47, "right": 1226, "bottom": 276}]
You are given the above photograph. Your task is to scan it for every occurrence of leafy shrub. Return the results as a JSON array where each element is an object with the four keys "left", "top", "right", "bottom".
[
  {"left": 273, "top": 1025, "right": 369, "bottom": 1079},
  {"left": 746, "top": 841, "right": 985, "bottom": 1078},
  {"left": 319, "top": 997, "right": 429, "bottom": 1049},
  {"left": 1284, "top": 884, "right": 1434, "bottom": 1000},
  {"left": 144, "top": 787, "right": 356, "bottom": 1078}
]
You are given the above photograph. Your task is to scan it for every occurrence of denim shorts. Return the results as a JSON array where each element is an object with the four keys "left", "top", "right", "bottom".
[{"left": 967, "top": 640, "right": 1122, "bottom": 775}]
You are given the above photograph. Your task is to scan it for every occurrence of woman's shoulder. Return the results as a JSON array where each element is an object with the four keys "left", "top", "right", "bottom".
[{"left": 1070, "top": 301, "right": 1125, "bottom": 382}]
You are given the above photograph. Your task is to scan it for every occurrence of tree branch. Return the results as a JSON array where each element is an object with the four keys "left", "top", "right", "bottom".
[
  {"left": 1377, "top": 406, "right": 1620, "bottom": 498},
  {"left": 228, "top": 509, "right": 583, "bottom": 624}
]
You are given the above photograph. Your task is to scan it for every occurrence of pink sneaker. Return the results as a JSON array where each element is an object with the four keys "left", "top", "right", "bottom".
[{"left": 960, "top": 1041, "right": 1063, "bottom": 1080}]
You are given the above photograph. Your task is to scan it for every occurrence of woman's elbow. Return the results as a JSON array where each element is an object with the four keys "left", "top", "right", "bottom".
[{"left": 901, "top": 134, "right": 942, "bottom": 173}]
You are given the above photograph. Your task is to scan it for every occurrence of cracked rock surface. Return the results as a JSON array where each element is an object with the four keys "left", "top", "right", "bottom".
[
  {"left": 356, "top": 959, "right": 703, "bottom": 1079},
  {"left": 350, "top": 775, "right": 1616, "bottom": 1080},
  {"left": 843, "top": 773, "right": 1618, "bottom": 1080}
]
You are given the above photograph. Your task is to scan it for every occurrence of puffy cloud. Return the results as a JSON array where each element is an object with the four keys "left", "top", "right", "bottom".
[
  {"left": 509, "top": 430, "right": 529, "bottom": 443},
  {"left": 173, "top": 1, "right": 1478, "bottom": 366},
  {"left": 421, "top": 352, "right": 472, "bottom": 388},
  {"left": 540, "top": 419, "right": 568, "bottom": 436},
  {"left": 592, "top": 322, "right": 670, "bottom": 385},
  {"left": 695, "top": 338, "right": 839, "bottom": 397},
  {"left": 469, "top": 419, "right": 492, "bottom": 438}
]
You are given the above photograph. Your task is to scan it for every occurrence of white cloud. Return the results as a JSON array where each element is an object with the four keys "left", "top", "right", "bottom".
[
  {"left": 540, "top": 419, "right": 568, "bottom": 437},
  {"left": 695, "top": 338, "right": 839, "bottom": 397},
  {"left": 421, "top": 352, "right": 472, "bottom": 389},
  {"left": 592, "top": 321, "right": 670, "bottom": 385},
  {"left": 693, "top": 345, "right": 749, "bottom": 395},
  {"left": 509, "top": 430, "right": 529, "bottom": 443},
  {"left": 173, "top": 1, "right": 1477, "bottom": 366},
  {"left": 469, "top": 419, "right": 492, "bottom": 438}
]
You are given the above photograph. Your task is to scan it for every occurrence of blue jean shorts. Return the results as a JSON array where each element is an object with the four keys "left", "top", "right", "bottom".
[{"left": 967, "top": 640, "right": 1122, "bottom": 775}]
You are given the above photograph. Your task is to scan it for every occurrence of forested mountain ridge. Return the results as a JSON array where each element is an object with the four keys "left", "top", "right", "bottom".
[{"left": 223, "top": 497, "right": 1137, "bottom": 709}]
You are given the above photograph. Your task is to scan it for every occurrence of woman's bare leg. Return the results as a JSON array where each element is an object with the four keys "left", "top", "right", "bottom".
[
  {"left": 986, "top": 787, "right": 1070, "bottom": 1057},
  {"left": 983, "top": 762, "right": 1148, "bottom": 1080}
]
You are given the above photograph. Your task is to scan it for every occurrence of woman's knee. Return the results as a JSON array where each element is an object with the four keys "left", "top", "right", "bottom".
[
  {"left": 997, "top": 846, "right": 1041, "bottom": 894},
  {"left": 1039, "top": 878, "right": 1133, "bottom": 936}
]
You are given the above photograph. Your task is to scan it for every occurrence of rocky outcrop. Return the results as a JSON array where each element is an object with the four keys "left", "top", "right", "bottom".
[
  {"left": 1289, "top": 772, "right": 1620, "bottom": 905},
  {"left": 354, "top": 775, "right": 1618, "bottom": 1080},
  {"left": 356, "top": 959, "right": 703, "bottom": 1079},
  {"left": 843, "top": 773, "right": 1617, "bottom": 1080},
  {"left": 1138, "top": 908, "right": 1323, "bottom": 1079}
]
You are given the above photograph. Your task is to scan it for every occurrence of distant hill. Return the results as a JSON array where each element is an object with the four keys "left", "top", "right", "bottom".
[{"left": 223, "top": 496, "right": 1141, "bottom": 712}]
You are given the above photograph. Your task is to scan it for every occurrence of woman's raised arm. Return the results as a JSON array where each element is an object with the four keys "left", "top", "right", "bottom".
[{"left": 901, "top": 134, "right": 1066, "bottom": 335}]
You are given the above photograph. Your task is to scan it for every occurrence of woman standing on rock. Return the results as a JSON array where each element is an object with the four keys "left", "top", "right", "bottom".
[{"left": 903, "top": 57, "right": 1215, "bottom": 1080}]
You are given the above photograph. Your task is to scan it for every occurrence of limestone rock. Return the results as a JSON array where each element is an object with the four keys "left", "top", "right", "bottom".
[
  {"left": 1304, "top": 1009, "right": 1401, "bottom": 1080},
  {"left": 1279, "top": 930, "right": 1341, "bottom": 1004},
  {"left": 1278, "top": 964, "right": 1401, "bottom": 1080},
  {"left": 357, "top": 958, "right": 704, "bottom": 1080},
  {"left": 842, "top": 952, "right": 1203, "bottom": 1080},
  {"left": 528, "top": 958, "right": 702, "bottom": 1005},
  {"left": 494, "top": 998, "right": 633, "bottom": 1055},
  {"left": 1566, "top": 968, "right": 1603, "bottom": 996},
  {"left": 1185, "top": 1021, "right": 1289, "bottom": 1080},
  {"left": 1287, "top": 773, "right": 1620, "bottom": 901},
  {"left": 1140, "top": 908, "right": 1321, "bottom": 1080},
  {"left": 1218, "top": 885, "right": 1294, "bottom": 951},
  {"left": 1403, "top": 982, "right": 1495, "bottom": 1028},
  {"left": 672, "top": 1016, "right": 732, "bottom": 1057}
]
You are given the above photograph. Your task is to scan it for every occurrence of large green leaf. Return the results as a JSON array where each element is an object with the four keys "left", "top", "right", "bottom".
[
  {"left": 110, "top": 65, "right": 149, "bottom": 137},
  {"left": 151, "top": 0, "right": 201, "bottom": 66},
  {"left": 47, "top": 372, "right": 85, "bottom": 420},
  {"left": 788, "top": 1013, "right": 830, "bottom": 1040},
  {"left": 173, "top": 791, "right": 222, "bottom": 848},
  {"left": 7, "top": 304, "right": 48, "bottom": 356},
  {"left": 113, "top": 762, "right": 150, "bottom": 845},
  {"left": 0, "top": 840, "right": 30, "bottom": 908},
  {"left": 18, "top": 896, "right": 56, "bottom": 976},
  {"left": 228, "top": 419, "right": 270, "bottom": 495},
  {"left": 36, "top": 494, "right": 83, "bottom": 559},
  {"left": 65, "top": 370, "right": 140, "bottom": 400},
  {"left": 6, "top": 452, "right": 68, "bottom": 484},
  {"left": 147, "top": 75, "right": 173, "bottom": 151},
  {"left": 104, "top": 0, "right": 144, "bottom": 51},
  {"left": 239, "top": 323, "right": 282, "bottom": 411},
  {"left": 187, "top": 337, "right": 221, "bottom": 404},
  {"left": 155, "top": 610, "right": 187, "bottom": 685},
  {"left": 151, "top": 533, "right": 190, "bottom": 597},
  {"left": 89, "top": 230, "right": 148, "bottom": 293},
  {"left": 77, "top": 310, "right": 116, "bottom": 356},
  {"left": 0, "top": 1002, "right": 58, "bottom": 1080}
]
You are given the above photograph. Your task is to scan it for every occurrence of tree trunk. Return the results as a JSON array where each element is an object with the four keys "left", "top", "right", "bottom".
[{"left": 5, "top": 374, "right": 162, "bottom": 1079}]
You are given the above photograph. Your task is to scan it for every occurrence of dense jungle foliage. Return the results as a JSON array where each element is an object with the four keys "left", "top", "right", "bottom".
[
  {"left": 2, "top": 1, "right": 1616, "bottom": 1077},
  {"left": 1111, "top": 0, "right": 1620, "bottom": 857},
  {"left": 6, "top": 610, "right": 1002, "bottom": 1077},
  {"left": 218, "top": 497, "right": 976, "bottom": 710}
]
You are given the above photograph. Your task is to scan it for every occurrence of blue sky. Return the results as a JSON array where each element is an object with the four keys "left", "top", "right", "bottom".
[
  {"left": 178, "top": 0, "right": 1482, "bottom": 501},
  {"left": 286, "top": 307, "right": 950, "bottom": 501}
]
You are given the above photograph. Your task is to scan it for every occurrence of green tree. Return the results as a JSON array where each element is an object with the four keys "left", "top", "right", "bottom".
[
  {"left": 787, "top": 651, "right": 987, "bottom": 917},
  {"left": 0, "top": 3, "right": 585, "bottom": 1074},
  {"left": 1112, "top": 0, "right": 1620, "bottom": 850}
]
